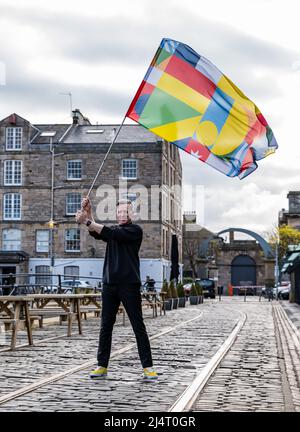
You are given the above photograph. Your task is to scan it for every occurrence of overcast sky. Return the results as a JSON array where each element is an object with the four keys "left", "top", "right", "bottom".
[{"left": 1, "top": 0, "right": 299, "bottom": 239}]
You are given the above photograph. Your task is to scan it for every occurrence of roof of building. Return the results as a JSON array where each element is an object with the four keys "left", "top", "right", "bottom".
[
  {"left": 30, "top": 124, "right": 71, "bottom": 144},
  {"left": 30, "top": 124, "right": 160, "bottom": 145},
  {"left": 1, "top": 112, "right": 163, "bottom": 145}
]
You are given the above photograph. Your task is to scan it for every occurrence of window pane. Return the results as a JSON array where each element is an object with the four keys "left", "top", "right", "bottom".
[
  {"left": 2, "top": 229, "right": 21, "bottom": 250},
  {"left": 4, "top": 160, "right": 22, "bottom": 185},
  {"left": 64, "top": 266, "right": 79, "bottom": 280},
  {"left": 14, "top": 160, "right": 22, "bottom": 184},
  {"left": 4, "top": 193, "right": 21, "bottom": 220},
  {"left": 65, "top": 229, "right": 80, "bottom": 251},
  {"left": 13, "top": 194, "right": 21, "bottom": 219},
  {"left": 4, "top": 194, "right": 12, "bottom": 219},
  {"left": 36, "top": 230, "right": 49, "bottom": 252},
  {"left": 67, "top": 160, "right": 82, "bottom": 179},
  {"left": 35, "top": 265, "right": 51, "bottom": 285},
  {"left": 6, "top": 127, "right": 22, "bottom": 150},
  {"left": 4, "top": 161, "right": 13, "bottom": 184},
  {"left": 122, "top": 159, "right": 137, "bottom": 179},
  {"left": 66, "top": 193, "right": 81, "bottom": 214}
]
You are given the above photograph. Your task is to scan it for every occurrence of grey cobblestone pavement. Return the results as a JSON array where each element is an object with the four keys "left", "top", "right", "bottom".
[
  {"left": 280, "top": 301, "right": 300, "bottom": 334},
  {"left": 194, "top": 300, "right": 284, "bottom": 412},
  {"left": 0, "top": 298, "right": 299, "bottom": 412},
  {"left": 273, "top": 303, "right": 300, "bottom": 411}
]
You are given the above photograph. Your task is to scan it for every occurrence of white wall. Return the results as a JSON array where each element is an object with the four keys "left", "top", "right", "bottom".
[
  {"left": 29, "top": 257, "right": 182, "bottom": 290},
  {"left": 29, "top": 257, "right": 103, "bottom": 286}
]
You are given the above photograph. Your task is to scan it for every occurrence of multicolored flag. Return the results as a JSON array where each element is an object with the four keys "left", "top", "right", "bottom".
[{"left": 126, "top": 38, "right": 278, "bottom": 179}]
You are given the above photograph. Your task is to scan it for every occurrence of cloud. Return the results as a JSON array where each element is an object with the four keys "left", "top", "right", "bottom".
[
  {"left": 0, "top": 0, "right": 299, "bottom": 237},
  {"left": 180, "top": 149, "right": 297, "bottom": 238},
  {"left": 0, "top": 2, "right": 293, "bottom": 123},
  {"left": 1, "top": 2, "right": 296, "bottom": 121},
  {"left": 0, "top": 3, "right": 296, "bottom": 82}
]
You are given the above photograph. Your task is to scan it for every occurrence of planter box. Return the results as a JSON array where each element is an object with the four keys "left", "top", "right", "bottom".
[
  {"left": 189, "top": 295, "right": 199, "bottom": 305},
  {"left": 164, "top": 299, "right": 173, "bottom": 310},
  {"left": 178, "top": 297, "right": 186, "bottom": 307},
  {"left": 172, "top": 298, "right": 178, "bottom": 309}
]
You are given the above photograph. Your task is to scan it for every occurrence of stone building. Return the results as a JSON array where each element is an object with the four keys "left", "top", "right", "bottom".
[
  {"left": 279, "top": 191, "right": 300, "bottom": 229},
  {"left": 182, "top": 211, "right": 216, "bottom": 279},
  {"left": 279, "top": 191, "right": 300, "bottom": 303},
  {"left": 215, "top": 230, "right": 274, "bottom": 294},
  {"left": 0, "top": 111, "right": 182, "bottom": 289},
  {"left": 182, "top": 212, "right": 275, "bottom": 292}
]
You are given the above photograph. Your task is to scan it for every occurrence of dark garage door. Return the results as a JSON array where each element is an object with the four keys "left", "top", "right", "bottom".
[{"left": 231, "top": 255, "right": 256, "bottom": 287}]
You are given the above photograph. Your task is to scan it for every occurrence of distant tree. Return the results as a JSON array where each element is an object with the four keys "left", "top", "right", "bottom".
[
  {"left": 183, "top": 238, "right": 199, "bottom": 278},
  {"left": 268, "top": 224, "right": 300, "bottom": 267}
]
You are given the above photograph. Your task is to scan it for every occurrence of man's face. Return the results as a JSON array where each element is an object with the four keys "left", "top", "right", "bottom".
[{"left": 116, "top": 203, "right": 133, "bottom": 225}]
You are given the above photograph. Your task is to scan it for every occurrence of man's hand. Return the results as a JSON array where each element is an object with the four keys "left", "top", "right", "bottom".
[
  {"left": 81, "top": 197, "right": 92, "bottom": 219},
  {"left": 75, "top": 209, "right": 89, "bottom": 224}
]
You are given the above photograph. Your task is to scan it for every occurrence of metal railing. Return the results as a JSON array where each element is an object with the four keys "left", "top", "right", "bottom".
[
  {"left": 231, "top": 285, "right": 265, "bottom": 302},
  {"left": 0, "top": 273, "right": 102, "bottom": 296},
  {"left": 0, "top": 273, "right": 171, "bottom": 296}
]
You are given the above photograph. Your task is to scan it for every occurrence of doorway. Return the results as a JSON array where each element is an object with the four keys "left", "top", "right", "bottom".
[
  {"left": 231, "top": 255, "right": 256, "bottom": 287},
  {"left": 0, "top": 266, "right": 16, "bottom": 295}
]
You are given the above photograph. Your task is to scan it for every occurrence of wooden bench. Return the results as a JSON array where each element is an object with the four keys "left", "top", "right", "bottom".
[
  {"left": 141, "top": 291, "right": 166, "bottom": 317},
  {"left": 116, "top": 305, "right": 126, "bottom": 326},
  {"left": 27, "top": 294, "right": 85, "bottom": 338},
  {"left": 141, "top": 298, "right": 157, "bottom": 317},
  {"left": 1, "top": 318, "right": 19, "bottom": 332},
  {"left": 0, "top": 294, "right": 86, "bottom": 349},
  {"left": 78, "top": 294, "right": 101, "bottom": 320},
  {"left": 80, "top": 305, "right": 101, "bottom": 320},
  {"left": 1, "top": 315, "right": 43, "bottom": 331},
  {"left": 28, "top": 308, "right": 79, "bottom": 336},
  {"left": 0, "top": 297, "right": 34, "bottom": 349},
  {"left": 29, "top": 315, "right": 44, "bottom": 328}
]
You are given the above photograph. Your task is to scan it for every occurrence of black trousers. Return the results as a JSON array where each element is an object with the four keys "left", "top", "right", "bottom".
[{"left": 97, "top": 283, "right": 153, "bottom": 369}]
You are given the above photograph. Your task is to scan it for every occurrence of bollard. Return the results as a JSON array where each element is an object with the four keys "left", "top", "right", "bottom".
[
  {"left": 58, "top": 274, "right": 62, "bottom": 294},
  {"left": 244, "top": 288, "right": 247, "bottom": 302},
  {"left": 218, "top": 285, "right": 223, "bottom": 302}
]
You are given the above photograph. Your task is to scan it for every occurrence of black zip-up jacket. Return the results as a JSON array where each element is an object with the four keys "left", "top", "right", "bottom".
[{"left": 88, "top": 222, "right": 143, "bottom": 285}]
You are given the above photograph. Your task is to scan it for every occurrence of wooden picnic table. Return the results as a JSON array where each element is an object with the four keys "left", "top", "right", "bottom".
[
  {"left": 77, "top": 293, "right": 102, "bottom": 320},
  {"left": 0, "top": 294, "right": 101, "bottom": 350},
  {"left": 0, "top": 295, "right": 34, "bottom": 350},
  {"left": 141, "top": 290, "right": 166, "bottom": 317}
]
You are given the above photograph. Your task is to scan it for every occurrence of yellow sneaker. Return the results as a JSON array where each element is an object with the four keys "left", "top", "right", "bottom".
[
  {"left": 90, "top": 366, "right": 108, "bottom": 379},
  {"left": 143, "top": 367, "right": 158, "bottom": 382}
]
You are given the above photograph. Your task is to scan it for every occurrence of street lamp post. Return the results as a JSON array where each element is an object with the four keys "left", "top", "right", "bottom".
[
  {"left": 39, "top": 131, "right": 66, "bottom": 289},
  {"left": 49, "top": 141, "right": 65, "bottom": 287},
  {"left": 49, "top": 135, "right": 55, "bottom": 287},
  {"left": 275, "top": 229, "right": 279, "bottom": 300}
]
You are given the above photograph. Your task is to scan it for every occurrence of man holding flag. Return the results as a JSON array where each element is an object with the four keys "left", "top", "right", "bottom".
[
  {"left": 76, "top": 197, "right": 158, "bottom": 382},
  {"left": 76, "top": 37, "right": 278, "bottom": 384}
]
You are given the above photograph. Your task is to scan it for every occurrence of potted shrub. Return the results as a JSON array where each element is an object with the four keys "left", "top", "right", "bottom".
[
  {"left": 162, "top": 280, "right": 172, "bottom": 311},
  {"left": 177, "top": 282, "right": 186, "bottom": 307},
  {"left": 195, "top": 281, "right": 204, "bottom": 304},
  {"left": 189, "top": 283, "right": 199, "bottom": 305},
  {"left": 170, "top": 280, "right": 178, "bottom": 309}
]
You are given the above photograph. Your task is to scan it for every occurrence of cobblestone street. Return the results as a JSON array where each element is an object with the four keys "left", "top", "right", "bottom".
[{"left": 0, "top": 298, "right": 299, "bottom": 412}]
